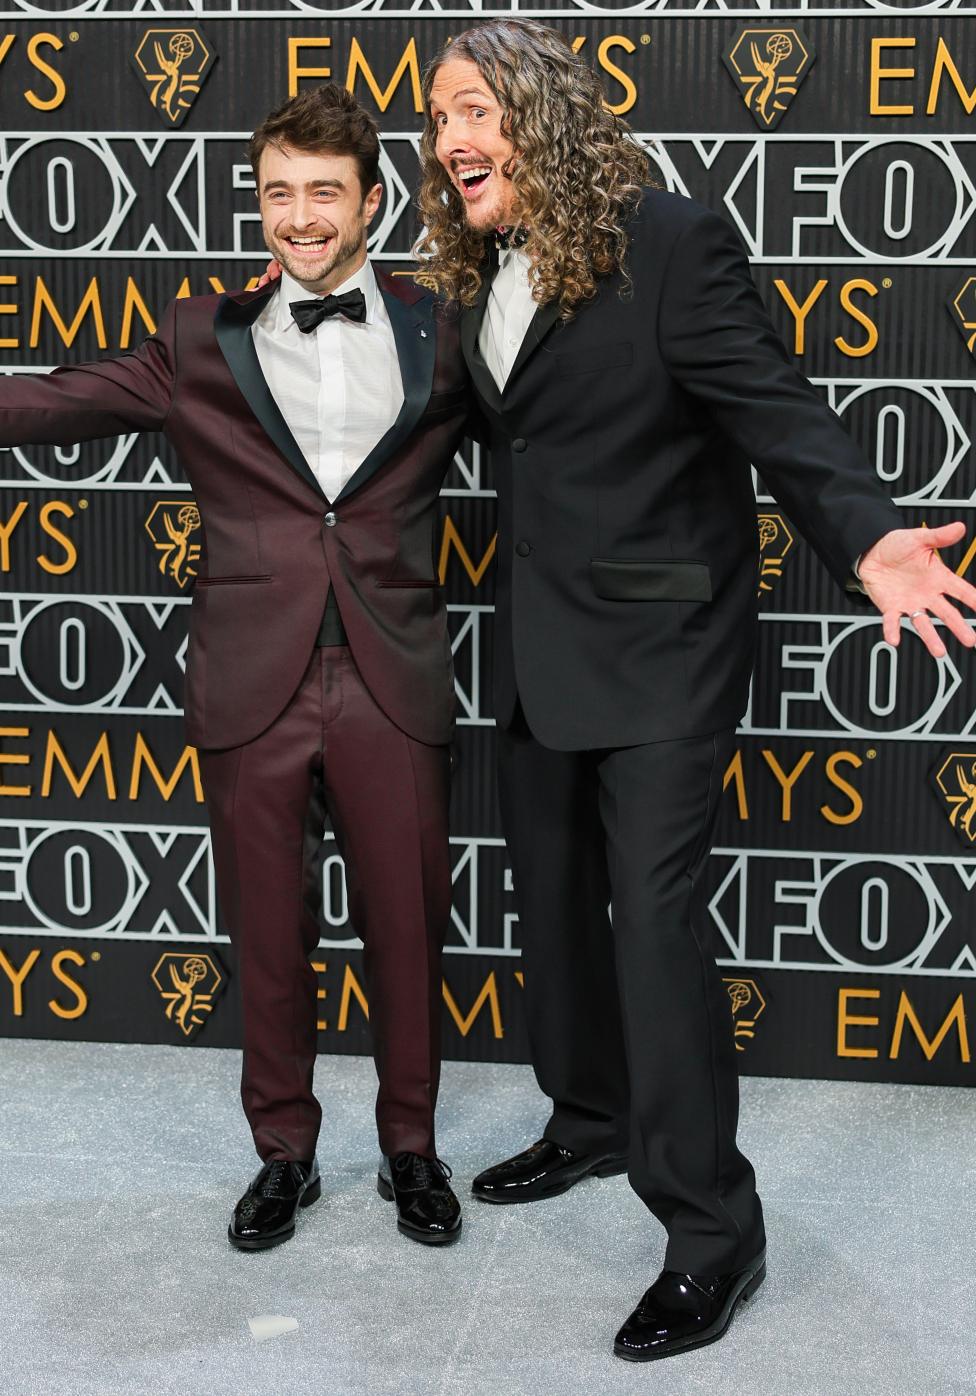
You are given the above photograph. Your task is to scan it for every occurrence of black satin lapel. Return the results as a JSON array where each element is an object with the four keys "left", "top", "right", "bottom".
[
  {"left": 471, "top": 346, "right": 503, "bottom": 416},
  {"left": 334, "top": 287, "right": 435, "bottom": 504},
  {"left": 213, "top": 292, "right": 325, "bottom": 501},
  {"left": 459, "top": 262, "right": 494, "bottom": 372},
  {"left": 459, "top": 249, "right": 560, "bottom": 404},
  {"left": 461, "top": 257, "right": 502, "bottom": 414},
  {"left": 505, "top": 300, "right": 561, "bottom": 390}
]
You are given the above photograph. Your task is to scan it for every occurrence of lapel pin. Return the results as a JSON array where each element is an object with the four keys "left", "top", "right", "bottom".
[{"left": 420, "top": 329, "right": 428, "bottom": 338}]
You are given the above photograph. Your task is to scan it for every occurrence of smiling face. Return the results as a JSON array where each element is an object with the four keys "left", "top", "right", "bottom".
[
  {"left": 258, "top": 145, "right": 382, "bottom": 294},
  {"left": 429, "top": 57, "right": 519, "bottom": 234}
]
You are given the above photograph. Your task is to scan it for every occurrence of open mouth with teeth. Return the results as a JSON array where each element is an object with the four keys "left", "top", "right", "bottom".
[
  {"left": 284, "top": 234, "right": 334, "bottom": 257},
  {"left": 457, "top": 165, "right": 492, "bottom": 198}
]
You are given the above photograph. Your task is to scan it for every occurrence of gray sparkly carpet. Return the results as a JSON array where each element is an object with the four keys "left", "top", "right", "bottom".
[{"left": 0, "top": 1041, "right": 973, "bottom": 1396}]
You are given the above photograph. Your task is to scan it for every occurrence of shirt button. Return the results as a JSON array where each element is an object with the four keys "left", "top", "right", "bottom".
[
  {"left": 512, "top": 438, "right": 527, "bottom": 453},
  {"left": 515, "top": 541, "right": 532, "bottom": 557},
  {"left": 324, "top": 512, "right": 337, "bottom": 527}
]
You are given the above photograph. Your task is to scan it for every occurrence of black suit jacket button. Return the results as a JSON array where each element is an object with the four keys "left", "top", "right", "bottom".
[
  {"left": 515, "top": 541, "right": 532, "bottom": 557},
  {"left": 324, "top": 512, "right": 337, "bottom": 527},
  {"left": 512, "top": 438, "right": 527, "bottom": 453}
]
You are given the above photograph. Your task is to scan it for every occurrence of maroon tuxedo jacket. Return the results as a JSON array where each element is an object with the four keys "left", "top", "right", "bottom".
[{"left": 0, "top": 273, "right": 468, "bottom": 749}]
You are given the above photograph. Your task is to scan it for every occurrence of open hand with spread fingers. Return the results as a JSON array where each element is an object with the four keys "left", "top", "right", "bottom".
[{"left": 858, "top": 521, "right": 976, "bottom": 659}]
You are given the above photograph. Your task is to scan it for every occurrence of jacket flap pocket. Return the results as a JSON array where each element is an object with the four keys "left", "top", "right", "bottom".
[
  {"left": 194, "top": 574, "right": 273, "bottom": 587},
  {"left": 556, "top": 342, "right": 633, "bottom": 376},
  {"left": 591, "top": 559, "right": 712, "bottom": 602}
]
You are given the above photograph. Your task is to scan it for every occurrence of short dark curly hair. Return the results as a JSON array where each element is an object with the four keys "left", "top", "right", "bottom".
[{"left": 248, "top": 84, "right": 380, "bottom": 196}]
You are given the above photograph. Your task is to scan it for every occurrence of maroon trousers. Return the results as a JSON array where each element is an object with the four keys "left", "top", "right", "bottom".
[{"left": 199, "top": 645, "right": 452, "bottom": 1163}]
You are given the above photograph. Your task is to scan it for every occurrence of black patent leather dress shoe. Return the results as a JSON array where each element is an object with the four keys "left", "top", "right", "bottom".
[
  {"left": 377, "top": 1152, "right": 462, "bottom": 1246},
  {"left": 471, "top": 1138, "right": 628, "bottom": 1204},
  {"left": 228, "top": 1157, "right": 321, "bottom": 1251},
  {"left": 614, "top": 1248, "right": 766, "bottom": 1361}
]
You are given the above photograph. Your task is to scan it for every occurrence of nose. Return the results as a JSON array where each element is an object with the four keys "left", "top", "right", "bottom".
[
  {"left": 291, "top": 194, "right": 320, "bottom": 229},
  {"left": 435, "top": 115, "right": 469, "bottom": 162}
]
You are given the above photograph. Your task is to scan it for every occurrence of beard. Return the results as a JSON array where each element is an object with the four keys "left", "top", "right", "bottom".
[
  {"left": 458, "top": 181, "right": 516, "bottom": 234},
  {"left": 450, "top": 159, "right": 519, "bottom": 235},
  {"left": 463, "top": 196, "right": 507, "bottom": 234},
  {"left": 268, "top": 220, "right": 365, "bottom": 291}
]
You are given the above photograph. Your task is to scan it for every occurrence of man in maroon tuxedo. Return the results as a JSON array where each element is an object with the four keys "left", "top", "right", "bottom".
[{"left": 0, "top": 86, "right": 468, "bottom": 1249}]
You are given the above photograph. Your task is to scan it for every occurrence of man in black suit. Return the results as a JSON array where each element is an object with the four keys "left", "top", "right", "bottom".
[{"left": 417, "top": 19, "right": 976, "bottom": 1360}]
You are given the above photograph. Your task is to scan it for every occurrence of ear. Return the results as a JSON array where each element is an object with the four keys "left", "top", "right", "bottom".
[{"left": 363, "top": 182, "right": 384, "bottom": 225}]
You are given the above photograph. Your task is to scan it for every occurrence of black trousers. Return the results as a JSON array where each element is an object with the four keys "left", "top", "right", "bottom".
[{"left": 497, "top": 708, "right": 765, "bottom": 1274}]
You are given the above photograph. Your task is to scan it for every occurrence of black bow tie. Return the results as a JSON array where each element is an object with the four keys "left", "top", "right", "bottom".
[
  {"left": 290, "top": 289, "right": 367, "bottom": 333},
  {"left": 494, "top": 225, "right": 529, "bottom": 252}
]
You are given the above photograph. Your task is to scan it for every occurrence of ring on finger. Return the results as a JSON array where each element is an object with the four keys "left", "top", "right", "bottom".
[{"left": 909, "top": 610, "right": 926, "bottom": 619}]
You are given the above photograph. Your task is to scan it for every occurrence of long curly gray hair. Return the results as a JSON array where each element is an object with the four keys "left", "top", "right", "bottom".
[{"left": 415, "top": 19, "right": 649, "bottom": 318}]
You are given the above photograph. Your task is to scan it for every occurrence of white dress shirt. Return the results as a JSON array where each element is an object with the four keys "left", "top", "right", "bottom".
[
  {"left": 478, "top": 248, "right": 537, "bottom": 392},
  {"left": 251, "top": 261, "right": 404, "bottom": 503}
]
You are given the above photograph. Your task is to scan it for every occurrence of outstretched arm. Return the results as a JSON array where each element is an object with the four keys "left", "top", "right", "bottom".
[
  {"left": 658, "top": 207, "right": 975, "bottom": 658},
  {"left": 0, "top": 299, "right": 176, "bottom": 446}
]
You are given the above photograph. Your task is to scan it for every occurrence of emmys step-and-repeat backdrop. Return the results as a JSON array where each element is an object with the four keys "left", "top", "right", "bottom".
[{"left": 0, "top": 1, "right": 974, "bottom": 1087}]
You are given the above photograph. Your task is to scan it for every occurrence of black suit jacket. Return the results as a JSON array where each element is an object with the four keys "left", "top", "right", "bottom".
[{"left": 463, "top": 188, "right": 903, "bottom": 751}]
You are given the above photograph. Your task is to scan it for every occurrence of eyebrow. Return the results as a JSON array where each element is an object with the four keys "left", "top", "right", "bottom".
[{"left": 262, "top": 178, "right": 345, "bottom": 193}]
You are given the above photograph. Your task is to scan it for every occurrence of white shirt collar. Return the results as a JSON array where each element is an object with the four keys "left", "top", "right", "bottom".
[
  {"left": 496, "top": 246, "right": 532, "bottom": 280},
  {"left": 274, "top": 259, "right": 379, "bottom": 334}
]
